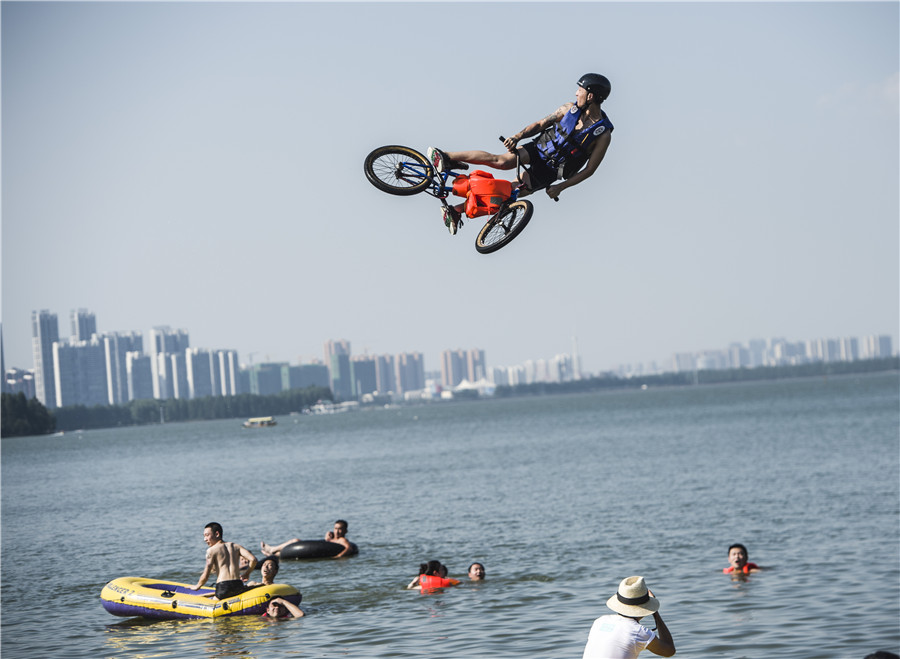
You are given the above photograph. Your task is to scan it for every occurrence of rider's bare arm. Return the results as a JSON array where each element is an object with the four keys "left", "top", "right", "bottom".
[
  {"left": 545, "top": 130, "right": 612, "bottom": 199},
  {"left": 503, "top": 103, "right": 573, "bottom": 151}
]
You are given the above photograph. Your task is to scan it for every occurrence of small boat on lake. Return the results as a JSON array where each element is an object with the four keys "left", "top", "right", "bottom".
[{"left": 243, "top": 416, "right": 277, "bottom": 428}]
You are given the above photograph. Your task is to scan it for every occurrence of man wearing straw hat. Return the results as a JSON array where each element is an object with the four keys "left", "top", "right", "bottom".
[{"left": 582, "top": 576, "right": 676, "bottom": 658}]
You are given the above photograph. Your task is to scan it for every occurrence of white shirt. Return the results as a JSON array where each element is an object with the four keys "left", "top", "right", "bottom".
[{"left": 582, "top": 614, "right": 657, "bottom": 659}]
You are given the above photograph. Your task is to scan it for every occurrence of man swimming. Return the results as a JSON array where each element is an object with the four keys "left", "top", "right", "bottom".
[
  {"left": 194, "top": 522, "right": 257, "bottom": 599},
  {"left": 723, "top": 543, "right": 760, "bottom": 575},
  {"left": 468, "top": 562, "right": 486, "bottom": 580}
]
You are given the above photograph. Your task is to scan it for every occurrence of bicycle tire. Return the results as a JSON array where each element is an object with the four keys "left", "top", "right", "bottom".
[
  {"left": 364, "top": 145, "right": 433, "bottom": 196},
  {"left": 475, "top": 200, "right": 533, "bottom": 254}
]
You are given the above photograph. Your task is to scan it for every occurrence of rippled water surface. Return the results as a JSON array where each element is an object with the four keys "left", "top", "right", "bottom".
[{"left": 3, "top": 373, "right": 899, "bottom": 658}]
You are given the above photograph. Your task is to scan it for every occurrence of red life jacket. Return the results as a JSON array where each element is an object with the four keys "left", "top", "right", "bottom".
[
  {"left": 419, "top": 574, "right": 460, "bottom": 590},
  {"left": 451, "top": 170, "right": 513, "bottom": 218}
]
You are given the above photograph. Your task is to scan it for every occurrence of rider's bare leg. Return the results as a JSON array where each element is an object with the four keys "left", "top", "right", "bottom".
[{"left": 445, "top": 150, "right": 517, "bottom": 170}]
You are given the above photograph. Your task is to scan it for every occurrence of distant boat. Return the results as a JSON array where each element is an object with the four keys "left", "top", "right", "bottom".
[{"left": 243, "top": 416, "right": 277, "bottom": 428}]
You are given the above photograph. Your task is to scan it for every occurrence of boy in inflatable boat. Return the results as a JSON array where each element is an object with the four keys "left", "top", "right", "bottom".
[{"left": 194, "top": 522, "right": 258, "bottom": 599}]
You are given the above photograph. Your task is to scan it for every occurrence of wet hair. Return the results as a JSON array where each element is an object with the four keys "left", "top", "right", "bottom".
[
  {"left": 420, "top": 560, "right": 442, "bottom": 576},
  {"left": 335, "top": 519, "right": 348, "bottom": 529},
  {"left": 864, "top": 653, "right": 900, "bottom": 659},
  {"left": 728, "top": 543, "right": 748, "bottom": 557},
  {"left": 205, "top": 522, "right": 223, "bottom": 538},
  {"left": 468, "top": 562, "right": 484, "bottom": 572}
]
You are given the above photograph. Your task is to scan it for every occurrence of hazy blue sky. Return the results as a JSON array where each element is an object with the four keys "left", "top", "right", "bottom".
[{"left": 3, "top": 1, "right": 898, "bottom": 374}]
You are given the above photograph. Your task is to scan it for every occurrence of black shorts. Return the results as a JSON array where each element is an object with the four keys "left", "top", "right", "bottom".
[
  {"left": 216, "top": 579, "right": 245, "bottom": 599},
  {"left": 520, "top": 142, "right": 559, "bottom": 191}
]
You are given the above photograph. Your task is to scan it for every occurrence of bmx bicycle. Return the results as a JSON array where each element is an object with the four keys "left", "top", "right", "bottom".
[{"left": 363, "top": 143, "right": 534, "bottom": 254}]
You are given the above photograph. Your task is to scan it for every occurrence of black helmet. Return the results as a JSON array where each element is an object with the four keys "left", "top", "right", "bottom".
[{"left": 577, "top": 73, "right": 611, "bottom": 102}]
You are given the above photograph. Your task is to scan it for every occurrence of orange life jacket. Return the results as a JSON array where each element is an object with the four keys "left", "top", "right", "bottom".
[
  {"left": 419, "top": 574, "right": 460, "bottom": 590},
  {"left": 451, "top": 170, "right": 513, "bottom": 218}
]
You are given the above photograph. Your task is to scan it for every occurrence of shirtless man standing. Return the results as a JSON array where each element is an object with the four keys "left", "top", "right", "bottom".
[{"left": 194, "top": 522, "right": 258, "bottom": 599}]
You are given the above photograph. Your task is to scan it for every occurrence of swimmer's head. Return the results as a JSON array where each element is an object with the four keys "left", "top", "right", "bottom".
[
  {"left": 259, "top": 556, "right": 279, "bottom": 580},
  {"left": 468, "top": 563, "right": 485, "bottom": 580},
  {"left": 266, "top": 600, "right": 288, "bottom": 618},
  {"left": 728, "top": 543, "right": 749, "bottom": 568}
]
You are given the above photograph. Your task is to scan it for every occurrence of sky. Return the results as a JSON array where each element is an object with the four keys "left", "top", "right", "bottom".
[{"left": 2, "top": 1, "right": 898, "bottom": 375}]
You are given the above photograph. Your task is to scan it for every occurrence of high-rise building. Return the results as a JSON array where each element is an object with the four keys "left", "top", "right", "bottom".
[
  {"left": 375, "top": 354, "right": 396, "bottom": 394},
  {"left": 0, "top": 324, "right": 7, "bottom": 395},
  {"left": 351, "top": 355, "right": 378, "bottom": 397},
  {"left": 126, "top": 352, "right": 154, "bottom": 402},
  {"left": 31, "top": 310, "right": 60, "bottom": 408},
  {"left": 104, "top": 331, "right": 143, "bottom": 405},
  {"left": 395, "top": 352, "right": 425, "bottom": 394},
  {"left": 282, "top": 362, "right": 330, "bottom": 391},
  {"left": 53, "top": 337, "right": 108, "bottom": 407},
  {"left": 466, "top": 349, "right": 486, "bottom": 382},
  {"left": 249, "top": 362, "right": 286, "bottom": 396},
  {"left": 838, "top": 337, "right": 859, "bottom": 362},
  {"left": 441, "top": 349, "right": 468, "bottom": 388},
  {"left": 862, "top": 335, "right": 893, "bottom": 359},
  {"left": 216, "top": 350, "right": 241, "bottom": 395},
  {"left": 186, "top": 348, "right": 217, "bottom": 399},
  {"left": 70, "top": 309, "right": 97, "bottom": 342},
  {"left": 148, "top": 327, "right": 190, "bottom": 399},
  {"left": 5, "top": 368, "right": 36, "bottom": 398},
  {"left": 324, "top": 339, "right": 353, "bottom": 400}
]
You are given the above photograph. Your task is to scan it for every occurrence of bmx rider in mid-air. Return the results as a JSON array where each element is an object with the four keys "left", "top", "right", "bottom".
[{"left": 428, "top": 72, "right": 615, "bottom": 235}]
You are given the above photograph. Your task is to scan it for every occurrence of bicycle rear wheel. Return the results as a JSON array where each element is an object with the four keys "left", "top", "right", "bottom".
[
  {"left": 364, "top": 146, "right": 433, "bottom": 196},
  {"left": 475, "top": 200, "right": 533, "bottom": 254}
]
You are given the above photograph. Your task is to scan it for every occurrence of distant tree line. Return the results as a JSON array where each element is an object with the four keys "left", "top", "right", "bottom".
[
  {"left": 2, "top": 392, "right": 56, "bottom": 437},
  {"left": 493, "top": 357, "right": 900, "bottom": 398},
  {"left": 1, "top": 386, "right": 333, "bottom": 437}
]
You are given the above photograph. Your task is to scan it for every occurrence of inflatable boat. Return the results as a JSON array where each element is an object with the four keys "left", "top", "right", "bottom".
[
  {"left": 100, "top": 577, "right": 301, "bottom": 620},
  {"left": 280, "top": 539, "right": 353, "bottom": 559}
]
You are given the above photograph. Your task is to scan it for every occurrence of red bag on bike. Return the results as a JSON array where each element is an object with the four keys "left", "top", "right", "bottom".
[{"left": 451, "top": 170, "right": 513, "bottom": 218}]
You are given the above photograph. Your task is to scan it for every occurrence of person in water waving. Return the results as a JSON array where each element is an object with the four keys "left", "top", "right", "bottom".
[{"left": 194, "top": 522, "right": 257, "bottom": 599}]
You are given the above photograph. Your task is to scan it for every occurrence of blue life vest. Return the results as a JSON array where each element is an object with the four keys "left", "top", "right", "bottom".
[{"left": 535, "top": 105, "right": 614, "bottom": 179}]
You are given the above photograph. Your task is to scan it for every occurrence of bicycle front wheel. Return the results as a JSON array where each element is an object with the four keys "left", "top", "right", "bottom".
[
  {"left": 364, "top": 146, "right": 433, "bottom": 196},
  {"left": 475, "top": 200, "right": 533, "bottom": 254}
]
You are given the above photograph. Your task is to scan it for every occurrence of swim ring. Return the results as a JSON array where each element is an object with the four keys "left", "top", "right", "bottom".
[
  {"left": 100, "top": 576, "right": 301, "bottom": 620},
  {"left": 279, "top": 539, "right": 349, "bottom": 560}
]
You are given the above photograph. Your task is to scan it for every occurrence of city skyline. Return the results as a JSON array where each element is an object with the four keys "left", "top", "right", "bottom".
[
  {"left": 2, "top": 3, "right": 897, "bottom": 380},
  {"left": 5, "top": 307, "right": 894, "bottom": 408}
]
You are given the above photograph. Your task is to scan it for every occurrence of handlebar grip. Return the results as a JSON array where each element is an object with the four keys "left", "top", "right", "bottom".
[{"left": 499, "top": 136, "right": 506, "bottom": 142}]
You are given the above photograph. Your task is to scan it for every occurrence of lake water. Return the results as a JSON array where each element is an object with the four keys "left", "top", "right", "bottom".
[{"left": 2, "top": 372, "right": 898, "bottom": 658}]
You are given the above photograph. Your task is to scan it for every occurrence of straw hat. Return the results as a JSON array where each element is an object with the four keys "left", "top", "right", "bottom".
[{"left": 606, "top": 576, "right": 660, "bottom": 617}]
